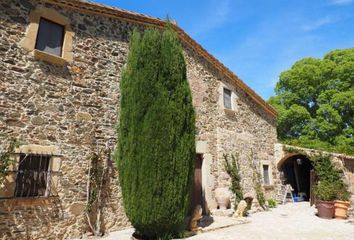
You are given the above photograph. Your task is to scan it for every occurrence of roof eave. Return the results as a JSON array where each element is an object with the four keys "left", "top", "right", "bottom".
[{"left": 42, "top": 0, "right": 278, "bottom": 118}]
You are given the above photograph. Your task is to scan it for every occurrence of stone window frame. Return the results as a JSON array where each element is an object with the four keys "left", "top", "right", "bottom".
[
  {"left": 0, "top": 145, "right": 62, "bottom": 199},
  {"left": 260, "top": 160, "right": 273, "bottom": 187},
  {"left": 219, "top": 82, "right": 238, "bottom": 113},
  {"left": 20, "top": 6, "right": 74, "bottom": 65},
  {"left": 223, "top": 88, "right": 232, "bottom": 110}
]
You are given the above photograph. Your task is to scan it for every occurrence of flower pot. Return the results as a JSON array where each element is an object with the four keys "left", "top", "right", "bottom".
[
  {"left": 316, "top": 200, "right": 334, "bottom": 219},
  {"left": 215, "top": 187, "right": 230, "bottom": 210},
  {"left": 334, "top": 200, "right": 350, "bottom": 219}
]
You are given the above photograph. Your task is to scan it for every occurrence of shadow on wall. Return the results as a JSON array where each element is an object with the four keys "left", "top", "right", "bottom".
[
  {"left": 0, "top": 197, "right": 64, "bottom": 239},
  {"left": 85, "top": 149, "right": 119, "bottom": 236}
]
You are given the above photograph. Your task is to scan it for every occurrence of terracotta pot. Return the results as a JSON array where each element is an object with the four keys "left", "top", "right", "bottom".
[
  {"left": 215, "top": 187, "right": 230, "bottom": 210},
  {"left": 316, "top": 200, "right": 334, "bottom": 219},
  {"left": 334, "top": 200, "right": 350, "bottom": 219}
]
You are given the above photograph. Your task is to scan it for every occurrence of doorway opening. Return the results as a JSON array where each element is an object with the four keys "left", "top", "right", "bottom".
[{"left": 280, "top": 155, "right": 313, "bottom": 201}]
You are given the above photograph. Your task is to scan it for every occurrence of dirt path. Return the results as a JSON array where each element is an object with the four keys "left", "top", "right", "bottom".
[{"left": 189, "top": 202, "right": 354, "bottom": 240}]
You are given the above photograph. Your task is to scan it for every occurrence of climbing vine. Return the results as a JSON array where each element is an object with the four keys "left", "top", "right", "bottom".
[
  {"left": 247, "top": 151, "right": 266, "bottom": 210},
  {"left": 0, "top": 138, "right": 18, "bottom": 186},
  {"left": 282, "top": 145, "right": 307, "bottom": 155},
  {"left": 223, "top": 153, "right": 243, "bottom": 209},
  {"left": 85, "top": 146, "right": 111, "bottom": 236}
]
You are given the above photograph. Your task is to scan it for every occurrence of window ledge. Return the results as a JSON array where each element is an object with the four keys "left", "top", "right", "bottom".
[
  {"left": 0, "top": 196, "right": 59, "bottom": 207},
  {"left": 34, "top": 49, "right": 68, "bottom": 66},
  {"left": 263, "top": 185, "right": 274, "bottom": 190},
  {"left": 224, "top": 108, "right": 237, "bottom": 115}
]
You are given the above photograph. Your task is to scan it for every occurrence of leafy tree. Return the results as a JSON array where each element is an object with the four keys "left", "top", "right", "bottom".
[
  {"left": 269, "top": 48, "right": 354, "bottom": 155},
  {"left": 116, "top": 25, "right": 195, "bottom": 239}
]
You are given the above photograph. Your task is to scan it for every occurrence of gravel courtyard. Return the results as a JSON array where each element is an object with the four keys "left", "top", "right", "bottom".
[{"left": 189, "top": 202, "right": 354, "bottom": 240}]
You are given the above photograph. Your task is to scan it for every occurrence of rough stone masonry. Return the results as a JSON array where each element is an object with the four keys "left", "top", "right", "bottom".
[{"left": 0, "top": 0, "right": 278, "bottom": 239}]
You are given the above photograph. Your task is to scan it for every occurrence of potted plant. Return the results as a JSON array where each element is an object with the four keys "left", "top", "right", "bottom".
[
  {"left": 314, "top": 180, "right": 337, "bottom": 219},
  {"left": 334, "top": 183, "right": 351, "bottom": 219}
]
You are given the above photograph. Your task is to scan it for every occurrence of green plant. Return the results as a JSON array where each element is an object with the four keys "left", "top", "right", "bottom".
[
  {"left": 247, "top": 151, "right": 266, "bottom": 210},
  {"left": 267, "top": 198, "right": 277, "bottom": 208},
  {"left": 116, "top": 24, "right": 195, "bottom": 239},
  {"left": 311, "top": 155, "right": 342, "bottom": 183},
  {"left": 0, "top": 138, "right": 18, "bottom": 186},
  {"left": 335, "top": 182, "right": 351, "bottom": 201},
  {"left": 311, "top": 154, "right": 350, "bottom": 201},
  {"left": 223, "top": 153, "right": 243, "bottom": 209},
  {"left": 282, "top": 145, "right": 307, "bottom": 155},
  {"left": 314, "top": 180, "right": 338, "bottom": 201}
]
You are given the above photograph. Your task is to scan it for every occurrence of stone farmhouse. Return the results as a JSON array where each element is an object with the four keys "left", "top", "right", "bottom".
[{"left": 0, "top": 0, "right": 353, "bottom": 239}]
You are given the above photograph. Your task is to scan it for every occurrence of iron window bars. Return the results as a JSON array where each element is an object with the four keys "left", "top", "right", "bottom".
[{"left": 0, "top": 153, "right": 61, "bottom": 199}]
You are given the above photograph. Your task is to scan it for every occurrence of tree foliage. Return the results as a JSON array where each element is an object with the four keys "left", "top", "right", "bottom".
[
  {"left": 0, "top": 138, "right": 17, "bottom": 186},
  {"left": 269, "top": 48, "right": 354, "bottom": 155},
  {"left": 116, "top": 25, "right": 195, "bottom": 239}
]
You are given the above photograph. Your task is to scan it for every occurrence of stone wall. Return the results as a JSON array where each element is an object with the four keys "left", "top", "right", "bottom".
[
  {"left": 0, "top": 0, "right": 132, "bottom": 238},
  {"left": 184, "top": 47, "right": 278, "bottom": 208},
  {"left": 0, "top": 0, "right": 278, "bottom": 239}
]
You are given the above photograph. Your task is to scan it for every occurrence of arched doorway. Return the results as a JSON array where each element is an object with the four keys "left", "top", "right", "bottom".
[{"left": 278, "top": 155, "right": 313, "bottom": 201}]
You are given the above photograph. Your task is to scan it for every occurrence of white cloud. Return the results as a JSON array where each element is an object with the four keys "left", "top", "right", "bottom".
[
  {"left": 329, "top": 0, "right": 354, "bottom": 5},
  {"left": 301, "top": 16, "right": 335, "bottom": 31}
]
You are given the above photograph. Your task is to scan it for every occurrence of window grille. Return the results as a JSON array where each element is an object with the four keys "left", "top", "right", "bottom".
[
  {"left": 0, "top": 151, "right": 61, "bottom": 199},
  {"left": 13, "top": 154, "right": 51, "bottom": 197}
]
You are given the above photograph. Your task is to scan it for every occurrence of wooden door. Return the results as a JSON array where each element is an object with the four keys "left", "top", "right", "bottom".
[{"left": 192, "top": 154, "right": 203, "bottom": 212}]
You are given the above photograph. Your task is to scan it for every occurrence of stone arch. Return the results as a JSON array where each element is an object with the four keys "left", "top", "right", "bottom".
[
  {"left": 277, "top": 153, "right": 303, "bottom": 170},
  {"left": 278, "top": 154, "right": 313, "bottom": 201}
]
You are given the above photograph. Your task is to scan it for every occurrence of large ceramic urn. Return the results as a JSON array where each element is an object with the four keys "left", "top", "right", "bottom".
[{"left": 215, "top": 187, "right": 231, "bottom": 210}]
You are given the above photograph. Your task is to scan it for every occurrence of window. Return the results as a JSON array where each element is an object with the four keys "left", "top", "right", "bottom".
[
  {"left": 35, "top": 18, "right": 65, "bottom": 57},
  {"left": 262, "top": 164, "right": 270, "bottom": 185},
  {"left": 0, "top": 145, "right": 61, "bottom": 199},
  {"left": 20, "top": 7, "right": 74, "bottom": 65},
  {"left": 14, "top": 154, "right": 52, "bottom": 197},
  {"left": 223, "top": 88, "right": 232, "bottom": 109}
]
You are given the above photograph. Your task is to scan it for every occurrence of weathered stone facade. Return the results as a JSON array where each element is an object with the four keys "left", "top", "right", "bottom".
[{"left": 0, "top": 0, "right": 278, "bottom": 239}]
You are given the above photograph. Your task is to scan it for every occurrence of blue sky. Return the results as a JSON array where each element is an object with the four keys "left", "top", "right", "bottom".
[{"left": 93, "top": 0, "right": 354, "bottom": 100}]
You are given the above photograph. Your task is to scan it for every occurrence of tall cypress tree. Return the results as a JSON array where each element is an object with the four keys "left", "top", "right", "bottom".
[{"left": 117, "top": 25, "right": 196, "bottom": 238}]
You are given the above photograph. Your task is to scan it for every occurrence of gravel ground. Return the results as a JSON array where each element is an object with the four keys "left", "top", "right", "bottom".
[
  {"left": 90, "top": 202, "right": 354, "bottom": 240},
  {"left": 189, "top": 202, "right": 354, "bottom": 240}
]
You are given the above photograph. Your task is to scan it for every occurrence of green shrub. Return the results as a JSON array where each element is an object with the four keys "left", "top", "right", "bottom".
[
  {"left": 311, "top": 155, "right": 342, "bottom": 183},
  {"left": 335, "top": 182, "right": 351, "bottom": 201},
  {"left": 311, "top": 154, "right": 350, "bottom": 201},
  {"left": 267, "top": 198, "right": 277, "bottom": 208},
  {"left": 314, "top": 180, "right": 338, "bottom": 201},
  {"left": 116, "top": 25, "right": 195, "bottom": 239}
]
